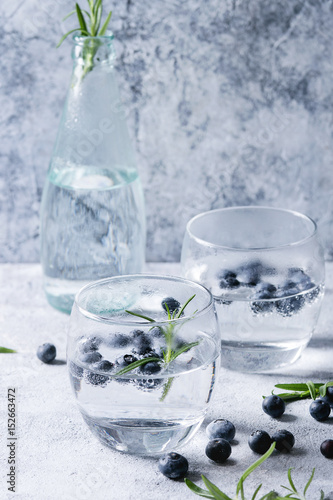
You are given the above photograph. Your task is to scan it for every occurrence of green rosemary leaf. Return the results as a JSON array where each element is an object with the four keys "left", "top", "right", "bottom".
[
  {"left": 98, "top": 10, "right": 112, "bottom": 35},
  {"left": 176, "top": 294, "right": 196, "bottom": 319},
  {"left": 57, "top": 28, "right": 81, "bottom": 47},
  {"left": 251, "top": 483, "right": 262, "bottom": 500},
  {"left": 76, "top": 3, "right": 88, "bottom": 34},
  {"left": 271, "top": 391, "right": 309, "bottom": 401},
  {"left": 0, "top": 347, "right": 16, "bottom": 353},
  {"left": 62, "top": 9, "right": 76, "bottom": 21},
  {"left": 201, "top": 475, "right": 232, "bottom": 500},
  {"left": 114, "top": 357, "right": 161, "bottom": 376},
  {"left": 306, "top": 381, "right": 317, "bottom": 400},
  {"left": 159, "top": 377, "right": 174, "bottom": 402},
  {"left": 164, "top": 302, "right": 171, "bottom": 321},
  {"left": 169, "top": 341, "right": 199, "bottom": 362},
  {"left": 319, "top": 381, "right": 333, "bottom": 397},
  {"left": 125, "top": 310, "right": 155, "bottom": 322},
  {"left": 236, "top": 443, "right": 276, "bottom": 496},
  {"left": 287, "top": 469, "right": 297, "bottom": 493},
  {"left": 184, "top": 479, "right": 215, "bottom": 499},
  {"left": 303, "top": 468, "right": 315, "bottom": 496},
  {"left": 275, "top": 383, "right": 322, "bottom": 391}
]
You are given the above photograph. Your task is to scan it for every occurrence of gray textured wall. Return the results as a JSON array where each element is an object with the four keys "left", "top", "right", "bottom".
[{"left": 1, "top": 0, "right": 333, "bottom": 263}]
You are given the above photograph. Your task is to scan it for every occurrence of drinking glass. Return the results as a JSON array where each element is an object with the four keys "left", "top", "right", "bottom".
[
  {"left": 181, "top": 207, "right": 325, "bottom": 372},
  {"left": 67, "top": 275, "right": 220, "bottom": 455}
]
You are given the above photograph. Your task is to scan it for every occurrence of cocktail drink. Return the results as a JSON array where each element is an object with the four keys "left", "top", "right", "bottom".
[
  {"left": 67, "top": 275, "right": 220, "bottom": 455},
  {"left": 181, "top": 207, "right": 325, "bottom": 372}
]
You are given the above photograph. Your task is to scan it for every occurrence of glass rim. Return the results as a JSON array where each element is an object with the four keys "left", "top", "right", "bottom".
[
  {"left": 185, "top": 206, "right": 318, "bottom": 251},
  {"left": 74, "top": 274, "right": 214, "bottom": 325},
  {"left": 72, "top": 32, "right": 114, "bottom": 44}
]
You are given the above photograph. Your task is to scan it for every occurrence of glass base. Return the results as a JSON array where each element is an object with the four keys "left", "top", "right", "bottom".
[
  {"left": 81, "top": 412, "right": 203, "bottom": 456},
  {"left": 220, "top": 338, "right": 310, "bottom": 373}
]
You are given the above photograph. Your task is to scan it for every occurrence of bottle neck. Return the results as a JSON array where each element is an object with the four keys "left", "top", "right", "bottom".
[{"left": 71, "top": 35, "right": 116, "bottom": 81}]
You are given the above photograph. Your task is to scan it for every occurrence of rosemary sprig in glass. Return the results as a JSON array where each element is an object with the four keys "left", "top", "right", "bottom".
[
  {"left": 58, "top": 1, "right": 113, "bottom": 79},
  {"left": 114, "top": 295, "right": 199, "bottom": 401}
]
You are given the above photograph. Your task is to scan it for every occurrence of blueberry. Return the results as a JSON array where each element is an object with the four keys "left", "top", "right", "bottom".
[
  {"left": 161, "top": 297, "right": 181, "bottom": 315},
  {"left": 69, "top": 360, "right": 84, "bottom": 379},
  {"left": 37, "top": 343, "right": 56, "bottom": 364},
  {"left": 79, "top": 336, "right": 102, "bottom": 353},
  {"left": 250, "top": 283, "right": 277, "bottom": 314},
  {"left": 106, "top": 333, "right": 131, "bottom": 348},
  {"left": 139, "top": 360, "right": 161, "bottom": 375},
  {"left": 115, "top": 354, "right": 138, "bottom": 369},
  {"left": 151, "top": 326, "right": 164, "bottom": 338},
  {"left": 320, "top": 439, "right": 333, "bottom": 459},
  {"left": 309, "top": 399, "right": 331, "bottom": 421},
  {"left": 272, "top": 430, "right": 295, "bottom": 452},
  {"left": 262, "top": 395, "right": 286, "bottom": 418},
  {"left": 219, "top": 277, "right": 240, "bottom": 289},
  {"left": 79, "top": 351, "right": 102, "bottom": 364},
  {"left": 287, "top": 268, "right": 312, "bottom": 288},
  {"left": 248, "top": 430, "right": 272, "bottom": 454},
  {"left": 205, "top": 438, "right": 232, "bottom": 463},
  {"left": 217, "top": 269, "right": 237, "bottom": 280},
  {"left": 320, "top": 386, "right": 333, "bottom": 408},
  {"left": 131, "top": 330, "right": 153, "bottom": 355},
  {"left": 206, "top": 419, "right": 236, "bottom": 442},
  {"left": 92, "top": 360, "right": 114, "bottom": 372},
  {"left": 158, "top": 452, "right": 189, "bottom": 480},
  {"left": 238, "top": 268, "right": 261, "bottom": 287}
]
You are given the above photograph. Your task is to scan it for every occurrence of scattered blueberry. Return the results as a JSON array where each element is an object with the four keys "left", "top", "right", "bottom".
[
  {"left": 69, "top": 361, "right": 84, "bottom": 379},
  {"left": 320, "top": 439, "right": 333, "bottom": 459},
  {"left": 262, "top": 395, "right": 286, "bottom": 418},
  {"left": 92, "top": 360, "right": 114, "bottom": 372},
  {"left": 37, "top": 343, "right": 57, "bottom": 364},
  {"left": 79, "top": 336, "right": 102, "bottom": 353},
  {"left": 272, "top": 429, "right": 295, "bottom": 452},
  {"left": 131, "top": 330, "right": 153, "bottom": 355},
  {"left": 161, "top": 297, "right": 181, "bottom": 315},
  {"left": 320, "top": 386, "right": 333, "bottom": 408},
  {"left": 206, "top": 419, "right": 236, "bottom": 442},
  {"left": 248, "top": 430, "right": 272, "bottom": 454},
  {"left": 158, "top": 452, "right": 189, "bottom": 480},
  {"left": 309, "top": 399, "right": 331, "bottom": 422},
  {"left": 205, "top": 438, "right": 232, "bottom": 463},
  {"left": 115, "top": 354, "right": 138, "bottom": 369},
  {"left": 79, "top": 351, "right": 102, "bottom": 364}
]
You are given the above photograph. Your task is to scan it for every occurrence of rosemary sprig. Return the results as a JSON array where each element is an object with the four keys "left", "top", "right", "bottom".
[
  {"left": 0, "top": 347, "right": 16, "bottom": 353},
  {"left": 114, "top": 295, "right": 198, "bottom": 400},
  {"left": 266, "top": 381, "right": 333, "bottom": 403},
  {"left": 185, "top": 442, "right": 324, "bottom": 499},
  {"left": 58, "top": 1, "right": 113, "bottom": 79}
]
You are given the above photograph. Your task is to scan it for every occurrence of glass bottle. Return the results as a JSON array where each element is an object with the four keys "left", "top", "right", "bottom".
[{"left": 40, "top": 35, "right": 146, "bottom": 314}]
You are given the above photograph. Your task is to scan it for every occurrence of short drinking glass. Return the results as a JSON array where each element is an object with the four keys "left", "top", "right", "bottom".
[
  {"left": 181, "top": 207, "right": 325, "bottom": 372},
  {"left": 67, "top": 275, "right": 220, "bottom": 455}
]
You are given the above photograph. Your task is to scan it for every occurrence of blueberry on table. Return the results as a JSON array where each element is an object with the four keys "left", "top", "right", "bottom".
[
  {"left": 79, "top": 351, "right": 102, "bottom": 364},
  {"left": 248, "top": 430, "right": 272, "bottom": 454},
  {"left": 205, "top": 438, "right": 232, "bottom": 463},
  {"left": 272, "top": 429, "right": 295, "bottom": 452},
  {"left": 206, "top": 419, "right": 236, "bottom": 442},
  {"left": 37, "top": 343, "right": 56, "bottom": 364},
  {"left": 320, "top": 439, "right": 333, "bottom": 459},
  {"left": 262, "top": 395, "right": 286, "bottom": 418},
  {"left": 309, "top": 399, "right": 331, "bottom": 421},
  {"left": 161, "top": 297, "right": 181, "bottom": 315},
  {"left": 321, "top": 386, "right": 333, "bottom": 408},
  {"left": 158, "top": 452, "right": 189, "bottom": 480}
]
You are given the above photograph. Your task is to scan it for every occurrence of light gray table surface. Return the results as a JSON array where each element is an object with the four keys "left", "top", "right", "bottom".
[{"left": 1, "top": 262, "right": 333, "bottom": 500}]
